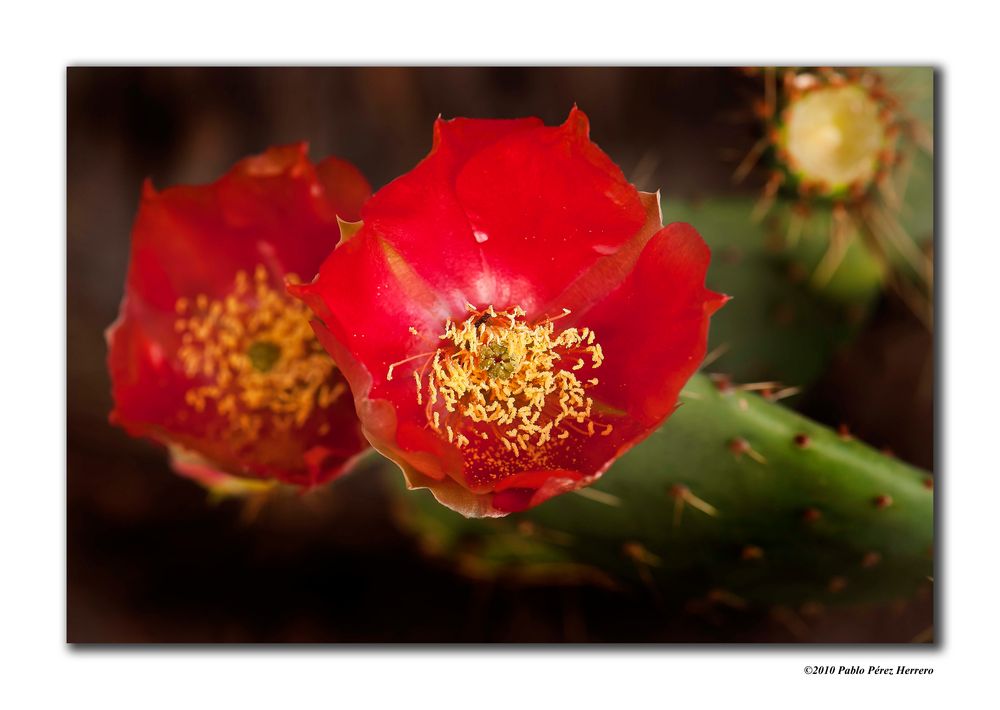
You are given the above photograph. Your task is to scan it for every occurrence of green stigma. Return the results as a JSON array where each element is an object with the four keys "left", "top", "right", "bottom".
[
  {"left": 247, "top": 340, "right": 281, "bottom": 372},
  {"left": 478, "top": 341, "right": 516, "bottom": 380}
]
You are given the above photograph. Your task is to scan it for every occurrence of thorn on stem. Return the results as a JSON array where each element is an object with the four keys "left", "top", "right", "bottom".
[
  {"left": 669, "top": 483, "right": 719, "bottom": 525},
  {"left": 729, "top": 437, "right": 767, "bottom": 464},
  {"left": 623, "top": 541, "right": 661, "bottom": 567},
  {"left": 573, "top": 487, "right": 622, "bottom": 507},
  {"left": 709, "top": 373, "right": 734, "bottom": 394},
  {"left": 770, "top": 386, "right": 802, "bottom": 402}
]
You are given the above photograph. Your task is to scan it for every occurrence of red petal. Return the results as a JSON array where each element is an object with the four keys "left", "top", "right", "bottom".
[
  {"left": 358, "top": 108, "right": 646, "bottom": 315},
  {"left": 580, "top": 222, "right": 728, "bottom": 426},
  {"left": 432, "top": 116, "right": 544, "bottom": 164},
  {"left": 453, "top": 107, "right": 646, "bottom": 311}
]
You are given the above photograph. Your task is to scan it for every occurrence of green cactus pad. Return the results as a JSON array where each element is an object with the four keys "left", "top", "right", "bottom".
[{"left": 391, "top": 373, "right": 933, "bottom": 609}]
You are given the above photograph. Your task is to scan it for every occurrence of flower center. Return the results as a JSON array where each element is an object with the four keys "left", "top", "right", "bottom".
[
  {"left": 174, "top": 265, "right": 345, "bottom": 442},
  {"left": 247, "top": 340, "right": 282, "bottom": 372},
  {"left": 403, "top": 305, "right": 611, "bottom": 455},
  {"left": 781, "top": 84, "right": 886, "bottom": 190}
]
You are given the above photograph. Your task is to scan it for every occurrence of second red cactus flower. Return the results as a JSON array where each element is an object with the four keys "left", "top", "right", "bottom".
[{"left": 107, "top": 144, "right": 371, "bottom": 490}]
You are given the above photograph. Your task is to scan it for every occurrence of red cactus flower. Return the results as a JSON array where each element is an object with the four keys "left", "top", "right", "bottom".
[
  {"left": 292, "top": 108, "right": 726, "bottom": 516},
  {"left": 107, "top": 144, "right": 371, "bottom": 490}
]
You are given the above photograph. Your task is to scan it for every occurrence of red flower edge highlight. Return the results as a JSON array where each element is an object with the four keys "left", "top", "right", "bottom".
[
  {"left": 107, "top": 143, "right": 371, "bottom": 489},
  {"left": 292, "top": 109, "right": 727, "bottom": 516}
]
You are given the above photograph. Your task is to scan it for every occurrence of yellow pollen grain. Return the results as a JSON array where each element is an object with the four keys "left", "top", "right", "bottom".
[{"left": 174, "top": 266, "right": 343, "bottom": 447}]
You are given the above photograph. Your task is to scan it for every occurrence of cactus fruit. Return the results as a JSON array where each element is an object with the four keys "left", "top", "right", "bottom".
[{"left": 391, "top": 372, "right": 933, "bottom": 609}]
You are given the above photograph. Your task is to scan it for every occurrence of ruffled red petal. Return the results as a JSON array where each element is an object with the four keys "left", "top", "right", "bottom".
[
  {"left": 577, "top": 222, "right": 728, "bottom": 426},
  {"left": 359, "top": 107, "right": 646, "bottom": 315}
]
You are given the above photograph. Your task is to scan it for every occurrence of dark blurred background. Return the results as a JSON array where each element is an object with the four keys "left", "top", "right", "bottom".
[{"left": 68, "top": 67, "right": 932, "bottom": 642}]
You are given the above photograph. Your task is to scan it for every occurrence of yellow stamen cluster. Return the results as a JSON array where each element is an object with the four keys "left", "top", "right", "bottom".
[
  {"left": 175, "top": 265, "right": 344, "bottom": 443},
  {"left": 404, "top": 305, "right": 609, "bottom": 455}
]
